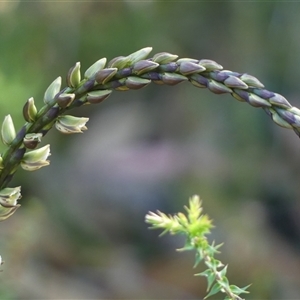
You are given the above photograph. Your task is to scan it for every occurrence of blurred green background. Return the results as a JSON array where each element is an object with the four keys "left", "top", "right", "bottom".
[{"left": 1, "top": 1, "right": 300, "bottom": 299}]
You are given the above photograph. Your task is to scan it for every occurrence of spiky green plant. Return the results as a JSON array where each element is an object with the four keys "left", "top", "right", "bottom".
[
  {"left": 0, "top": 47, "right": 298, "bottom": 295},
  {"left": 146, "top": 195, "right": 250, "bottom": 300}
]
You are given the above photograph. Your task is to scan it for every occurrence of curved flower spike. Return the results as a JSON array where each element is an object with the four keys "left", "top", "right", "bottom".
[
  {"left": 21, "top": 144, "right": 51, "bottom": 171},
  {"left": 55, "top": 115, "right": 89, "bottom": 134}
]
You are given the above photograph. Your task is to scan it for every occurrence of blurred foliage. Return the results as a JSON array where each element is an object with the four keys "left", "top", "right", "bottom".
[{"left": 1, "top": 1, "right": 300, "bottom": 299}]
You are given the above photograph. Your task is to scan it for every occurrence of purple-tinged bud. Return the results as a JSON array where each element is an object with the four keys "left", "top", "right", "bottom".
[
  {"left": 276, "top": 108, "right": 300, "bottom": 128},
  {"left": 107, "top": 56, "right": 130, "bottom": 69},
  {"left": 160, "top": 73, "right": 188, "bottom": 85},
  {"left": 240, "top": 74, "right": 264, "bottom": 88},
  {"left": 95, "top": 68, "right": 118, "bottom": 84},
  {"left": 114, "top": 78, "right": 129, "bottom": 91},
  {"left": 66, "top": 62, "right": 81, "bottom": 88},
  {"left": 269, "top": 93, "right": 292, "bottom": 109},
  {"left": 190, "top": 74, "right": 209, "bottom": 88},
  {"left": 179, "top": 61, "right": 206, "bottom": 75},
  {"left": 23, "top": 97, "right": 37, "bottom": 123},
  {"left": 152, "top": 52, "right": 178, "bottom": 64},
  {"left": 158, "top": 62, "right": 178, "bottom": 73},
  {"left": 231, "top": 89, "right": 249, "bottom": 102},
  {"left": 207, "top": 80, "right": 232, "bottom": 94},
  {"left": 57, "top": 93, "right": 75, "bottom": 108},
  {"left": 266, "top": 108, "right": 293, "bottom": 129},
  {"left": 224, "top": 76, "right": 248, "bottom": 89},
  {"left": 133, "top": 60, "right": 159, "bottom": 75},
  {"left": 86, "top": 90, "right": 112, "bottom": 104},
  {"left": 199, "top": 59, "right": 223, "bottom": 71},
  {"left": 23, "top": 133, "right": 43, "bottom": 149},
  {"left": 125, "top": 77, "right": 151, "bottom": 90},
  {"left": 247, "top": 93, "right": 271, "bottom": 107}
]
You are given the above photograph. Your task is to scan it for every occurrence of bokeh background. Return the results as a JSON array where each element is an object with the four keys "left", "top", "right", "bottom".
[{"left": 1, "top": 1, "right": 300, "bottom": 299}]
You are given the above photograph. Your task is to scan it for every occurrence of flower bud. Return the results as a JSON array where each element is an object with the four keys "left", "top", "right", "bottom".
[
  {"left": 199, "top": 59, "right": 223, "bottom": 71},
  {"left": 95, "top": 68, "right": 118, "bottom": 84},
  {"left": 56, "top": 93, "right": 76, "bottom": 108},
  {"left": 240, "top": 74, "right": 264, "bottom": 89},
  {"left": 128, "top": 47, "right": 153, "bottom": 64},
  {"left": 207, "top": 80, "right": 232, "bottom": 94},
  {"left": 1, "top": 115, "right": 16, "bottom": 146},
  {"left": 23, "top": 97, "right": 37, "bottom": 122},
  {"left": 161, "top": 73, "right": 188, "bottom": 85},
  {"left": 44, "top": 77, "right": 62, "bottom": 104},
  {"left": 66, "top": 62, "right": 81, "bottom": 88},
  {"left": 86, "top": 90, "right": 112, "bottom": 104},
  {"left": 125, "top": 77, "right": 151, "bottom": 90},
  {"left": 179, "top": 61, "right": 206, "bottom": 75},
  {"left": 224, "top": 76, "right": 248, "bottom": 89},
  {"left": 21, "top": 144, "right": 51, "bottom": 171},
  {"left": 0, "top": 186, "right": 21, "bottom": 221},
  {"left": 84, "top": 58, "right": 107, "bottom": 79},
  {"left": 152, "top": 52, "right": 178, "bottom": 64},
  {"left": 107, "top": 56, "right": 130, "bottom": 69},
  {"left": 23, "top": 133, "right": 43, "bottom": 149},
  {"left": 132, "top": 60, "right": 159, "bottom": 75},
  {"left": 0, "top": 156, "right": 3, "bottom": 170},
  {"left": 55, "top": 115, "right": 89, "bottom": 134},
  {"left": 269, "top": 93, "right": 292, "bottom": 109},
  {"left": 0, "top": 186, "right": 21, "bottom": 207}
]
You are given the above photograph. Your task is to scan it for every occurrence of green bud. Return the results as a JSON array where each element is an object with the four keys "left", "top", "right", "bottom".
[
  {"left": 57, "top": 93, "right": 76, "bottom": 108},
  {"left": 0, "top": 186, "right": 21, "bottom": 221},
  {"left": 1, "top": 115, "right": 16, "bottom": 146},
  {"left": 128, "top": 47, "right": 153, "bottom": 64},
  {"left": 132, "top": 60, "right": 159, "bottom": 75},
  {"left": 152, "top": 52, "right": 179, "bottom": 64},
  {"left": 21, "top": 144, "right": 51, "bottom": 171},
  {"left": 207, "top": 80, "right": 232, "bottom": 94},
  {"left": 289, "top": 107, "right": 300, "bottom": 117},
  {"left": 248, "top": 93, "right": 271, "bottom": 107},
  {"left": 86, "top": 90, "right": 112, "bottom": 104},
  {"left": 240, "top": 74, "right": 264, "bottom": 89},
  {"left": 199, "top": 59, "right": 223, "bottom": 71},
  {"left": 176, "top": 58, "right": 199, "bottom": 64},
  {"left": 55, "top": 115, "right": 89, "bottom": 134},
  {"left": 66, "top": 62, "right": 81, "bottom": 88},
  {"left": 23, "top": 133, "right": 43, "bottom": 149},
  {"left": 95, "top": 68, "right": 118, "bottom": 84},
  {"left": 0, "top": 156, "right": 3, "bottom": 170},
  {"left": 108, "top": 56, "right": 131, "bottom": 69},
  {"left": 267, "top": 108, "right": 293, "bottom": 129},
  {"left": 179, "top": 61, "right": 206, "bottom": 75},
  {"left": 84, "top": 58, "right": 107, "bottom": 79},
  {"left": 44, "top": 77, "right": 62, "bottom": 104},
  {"left": 161, "top": 73, "right": 188, "bottom": 85},
  {"left": 23, "top": 97, "right": 37, "bottom": 122},
  {"left": 125, "top": 77, "right": 151, "bottom": 90},
  {"left": 0, "top": 186, "right": 21, "bottom": 208},
  {"left": 224, "top": 76, "right": 248, "bottom": 89}
]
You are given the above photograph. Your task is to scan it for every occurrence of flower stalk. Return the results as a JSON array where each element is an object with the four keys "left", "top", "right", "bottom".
[{"left": 0, "top": 46, "right": 299, "bottom": 221}]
